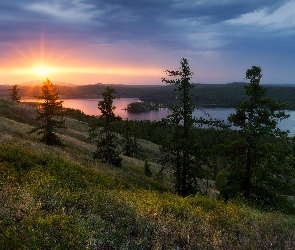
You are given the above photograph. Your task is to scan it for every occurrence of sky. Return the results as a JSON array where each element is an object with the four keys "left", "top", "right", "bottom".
[{"left": 0, "top": 0, "right": 295, "bottom": 85}]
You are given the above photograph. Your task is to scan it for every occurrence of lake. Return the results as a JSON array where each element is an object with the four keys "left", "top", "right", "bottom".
[
  {"left": 23, "top": 98, "right": 295, "bottom": 136},
  {"left": 61, "top": 99, "right": 235, "bottom": 122}
]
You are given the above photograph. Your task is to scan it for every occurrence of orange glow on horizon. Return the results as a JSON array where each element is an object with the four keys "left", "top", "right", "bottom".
[
  {"left": 0, "top": 40, "right": 164, "bottom": 85},
  {"left": 3, "top": 66, "right": 161, "bottom": 77},
  {"left": 0, "top": 65, "right": 163, "bottom": 85}
]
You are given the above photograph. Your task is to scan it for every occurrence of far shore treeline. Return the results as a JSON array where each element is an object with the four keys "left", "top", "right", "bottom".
[{"left": 2, "top": 81, "right": 295, "bottom": 109}]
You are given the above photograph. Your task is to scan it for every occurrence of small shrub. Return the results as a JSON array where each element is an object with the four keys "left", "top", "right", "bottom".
[
  {"left": 144, "top": 160, "right": 152, "bottom": 177},
  {"left": 215, "top": 170, "right": 227, "bottom": 191}
]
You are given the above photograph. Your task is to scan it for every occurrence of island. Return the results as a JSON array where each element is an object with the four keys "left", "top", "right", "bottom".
[{"left": 126, "top": 101, "right": 159, "bottom": 112}]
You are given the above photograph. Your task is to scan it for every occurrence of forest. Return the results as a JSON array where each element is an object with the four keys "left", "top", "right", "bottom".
[
  {"left": 1, "top": 59, "right": 295, "bottom": 249},
  {"left": 2, "top": 79, "right": 295, "bottom": 109}
]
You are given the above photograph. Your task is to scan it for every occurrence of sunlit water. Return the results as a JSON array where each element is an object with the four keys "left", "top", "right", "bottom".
[{"left": 22, "top": 98, "right": 295, "bottom": 136}]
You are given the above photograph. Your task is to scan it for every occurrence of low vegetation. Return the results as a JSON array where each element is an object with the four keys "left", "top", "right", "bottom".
[{"left": 1, "top": 97, "right": 295, "bottom": 249}]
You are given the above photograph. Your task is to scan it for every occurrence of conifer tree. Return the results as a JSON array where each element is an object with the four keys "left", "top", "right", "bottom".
[
  {"left": 28, "top": 78, "right": 65, "bottom": 146},
  {"left": 90, "top": 86, "right": 122, "bottom": 167},
  {"left": 10, "top": 85, "right": 21, "bottom": 103},
  {"left": 223, "top": 66, "right": 294, "bottom": 205},
  {"left": 161, "top": 58, "right": 202, "bottom": 196}
]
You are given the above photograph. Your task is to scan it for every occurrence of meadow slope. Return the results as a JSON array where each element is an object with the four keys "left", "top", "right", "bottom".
[{"left": 1, "top": 99, "right": 295, "bottom": 249}]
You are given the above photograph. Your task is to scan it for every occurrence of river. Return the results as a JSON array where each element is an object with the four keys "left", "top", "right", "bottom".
[{"left": 23, "top": 98, "right": 295, "bottom": 136}]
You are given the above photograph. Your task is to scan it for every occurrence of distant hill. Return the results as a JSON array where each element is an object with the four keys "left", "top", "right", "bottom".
[
  {"left": 2, "top": 82, "right": 295, "bottom": 109},
  {"left": 19, "top": 80, "right": 77, "bottom": 87},
  {"left": 263, "top": 84, "right": 295, "bottom": 87}
]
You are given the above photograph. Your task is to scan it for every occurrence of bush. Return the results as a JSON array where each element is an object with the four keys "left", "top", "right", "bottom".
[
  {"left": 215, "top": 170, "right": 227, "bottom": 191},
  {"left": 144, "top": 160, "right": 152, "bottom": 177}
]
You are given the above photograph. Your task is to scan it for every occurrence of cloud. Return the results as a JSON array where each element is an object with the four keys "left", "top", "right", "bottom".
[
  {"left": 1, "top": 0, "right": 293, "bottom": 51},
  {"left": 226, "top": 1, "right": 295, "bottom": 32},
  {"left": 25, "top": 1, "right": 96, "bottom": 23}
]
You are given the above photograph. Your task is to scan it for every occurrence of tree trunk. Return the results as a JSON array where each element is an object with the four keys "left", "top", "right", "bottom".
[
  {"left": 175, "top": 150, "right": 182, "bottom": 195},
  {"left": 181, "top": 151, "right": 188, "bottom": 196},
  {"left": 244, "top": 137, "right": 252, "bottom": 197}
]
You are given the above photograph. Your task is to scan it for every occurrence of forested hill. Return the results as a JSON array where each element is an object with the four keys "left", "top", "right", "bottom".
[{"left": 1, "top": 82, "right": 295, "bottom": 109}]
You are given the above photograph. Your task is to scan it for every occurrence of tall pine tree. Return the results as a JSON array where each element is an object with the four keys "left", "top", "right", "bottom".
[
  {"left": 161, "top": 58, "right": 203, "bottom": 196},
  {"left": 223, "top": 66, "right": 294, "bottom": 207}
]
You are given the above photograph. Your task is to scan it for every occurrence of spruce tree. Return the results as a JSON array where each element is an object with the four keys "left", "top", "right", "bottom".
[
  {"left": 161, "top": 58, "right": 202, "bottom": 196},
  {"left": 10, "top": 85, "right": 21, "bottom": 103},
  {"left": 223, "top": 66, "right": 294, "bottom": 206},
  {"left": 28, "top": 78, "right": 65, "bottom": 146},
  {"left": 90, "top": 86, "right": 122, "bottom": 167}
]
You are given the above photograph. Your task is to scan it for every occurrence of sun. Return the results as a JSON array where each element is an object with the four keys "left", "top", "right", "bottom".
[{"left": 32, "top": 66, "right": 54, "bottom": 76}]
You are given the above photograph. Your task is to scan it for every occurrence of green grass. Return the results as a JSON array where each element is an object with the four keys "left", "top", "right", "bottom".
[{"left": 1, "top": 99, "right": 295, "bottom": 249}]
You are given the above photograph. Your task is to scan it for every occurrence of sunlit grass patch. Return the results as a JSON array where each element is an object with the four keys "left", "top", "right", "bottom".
[{"left": 117, "top": 189, "right": 295, "bottom": 249}]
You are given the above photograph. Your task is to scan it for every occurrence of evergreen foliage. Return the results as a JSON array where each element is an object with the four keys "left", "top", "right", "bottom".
[
  {"left": 64, "top": 108, "right": 100, "bottom": 126},
  {"left": 161, "top": 58, "right": 203, "bottom": 196},
  {"left": 223, "top": 66, "right": 295, "bottom": 205},
  {"left": 9, "top": 85, "right": 21, "bottom": 103},
  {"left": 90, "top": 86, "right": 122, "bottom": 167},
  {"left": 28, "top": 79, "right": 65, "bottom": 146}
]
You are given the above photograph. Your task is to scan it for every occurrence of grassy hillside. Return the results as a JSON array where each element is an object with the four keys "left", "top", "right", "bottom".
[{"left": 1, "top": 99, "right": 295, "bottom": 249}]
